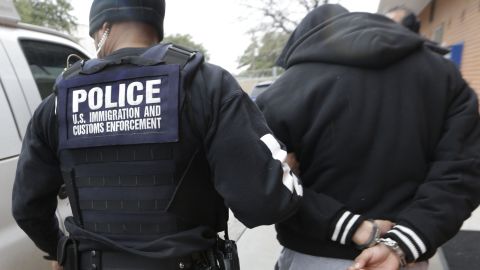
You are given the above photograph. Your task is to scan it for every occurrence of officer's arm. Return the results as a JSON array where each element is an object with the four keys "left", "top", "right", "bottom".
[
  {"left": 203, "top": 70, "right": 302, "bottom": 228},
  {"left": 383, "top": 66, "right": 480, "bottom": 263},
  {"left": 12, "top": 95, "right": 64, "bottom": 259}
]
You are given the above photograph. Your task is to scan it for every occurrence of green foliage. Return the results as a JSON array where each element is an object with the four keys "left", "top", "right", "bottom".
[
  {"left": 14, "top": 0, "right": 77, "bottom": 34},
  {"left": 238, "top": 31, "right": 289, "bottom": 71},
  {"left": 164, "top": 34, "right": 210, "bottom": 61}
]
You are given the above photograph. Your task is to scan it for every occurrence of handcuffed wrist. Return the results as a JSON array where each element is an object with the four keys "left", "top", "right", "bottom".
[
  {"left": 383, "top": 225, "right": 427, "bottom": 263},
  {"left": 355, "top": 219, "right": 381, "bottom": 250},
  {"left": 377, "top": 238, "right": 407, "bottom": 267}
]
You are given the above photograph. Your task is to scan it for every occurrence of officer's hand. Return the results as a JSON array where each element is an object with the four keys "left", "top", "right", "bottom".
[
  {"left": 51, "top": 261, "right": 63, "bottom": 270},
  {"left": 286, "top": 153, "right": 300, "bottom": 175},
  {"left": 348, "top": 244, "right": 400, "bottom": 270}
]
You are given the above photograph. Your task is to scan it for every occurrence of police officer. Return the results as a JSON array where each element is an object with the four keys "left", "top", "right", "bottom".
[{"left": 12, "top": 1, "right": 302, "bottom": 269}]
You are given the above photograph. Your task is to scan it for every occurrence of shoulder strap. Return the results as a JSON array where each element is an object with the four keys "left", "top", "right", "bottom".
[
  {"left": 158, "top": 44, "right": 204, "bottom": 139},
  {"left": 161, "top": 44, "right": 196, "bottom": 68}
]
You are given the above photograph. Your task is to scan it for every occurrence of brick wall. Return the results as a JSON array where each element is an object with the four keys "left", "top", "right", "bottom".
[{"left": 418, "top": 0, "right": 480, "bottom": 93}]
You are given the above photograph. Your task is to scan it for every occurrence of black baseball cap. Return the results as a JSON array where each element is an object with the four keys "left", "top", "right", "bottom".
[{"left": 89, "top": 0, "right": 166, "bottom": 39}]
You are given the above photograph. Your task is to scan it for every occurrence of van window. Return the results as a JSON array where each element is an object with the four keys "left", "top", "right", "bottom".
[
  {"left": 0, "top": 84, "right": 21, "bottom": 159},
  {"left": 19, "top": 40, "right": 87, "bottom": 100}
]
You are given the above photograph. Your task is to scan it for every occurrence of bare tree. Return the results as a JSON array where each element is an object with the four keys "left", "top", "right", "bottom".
[
  {"left": 242, "top": 0, "right": 323, "bottom": 34},
  {"left": 237, "top": 0, "right": 324, "bottom": 71},
  {"left": 301, "top": 0, "right": 323, "bottom": 12}
]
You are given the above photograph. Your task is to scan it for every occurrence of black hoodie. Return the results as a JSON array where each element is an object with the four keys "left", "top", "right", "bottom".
[{"left": 257, "top": 5, "right": 480, "bottom": 263}]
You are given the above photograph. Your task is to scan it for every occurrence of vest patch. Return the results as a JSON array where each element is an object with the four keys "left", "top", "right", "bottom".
[{"left": 57, "top": 64, "right": 180, "bottom": 149}]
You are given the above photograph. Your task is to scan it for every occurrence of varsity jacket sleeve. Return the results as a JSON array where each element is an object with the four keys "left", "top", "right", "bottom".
[
  {"left": 383, "top": 66, "right": 480, "bottom": 263},
  {"left": 256, "top": 89, "right": 366, "bottom": 247},
  {"left": 12, "top": 95, "right": 65, "bottom": 260},
  {"left": 200, "top": 66, "right": 302, "bottom": 228}
]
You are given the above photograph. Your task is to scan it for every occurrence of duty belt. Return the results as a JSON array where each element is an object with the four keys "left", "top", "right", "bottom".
[{"left": 78, "top": 249, "right": 212, "bottom": 270}]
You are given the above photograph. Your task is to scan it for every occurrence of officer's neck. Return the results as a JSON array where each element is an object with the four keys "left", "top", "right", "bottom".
[{"left": 103, "top": 23, "right": 160, "bottom": 56}]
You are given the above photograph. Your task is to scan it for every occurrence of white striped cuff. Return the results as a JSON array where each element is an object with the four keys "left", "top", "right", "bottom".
[
  {"left": 386, "top": 225, "right": 427, "bottom": 261},
  {"left": 331, "top": 211, "right": 361, "bottom": 245}
]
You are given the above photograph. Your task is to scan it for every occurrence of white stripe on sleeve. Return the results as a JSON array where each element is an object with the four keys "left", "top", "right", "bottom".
[
  {"left": 389, "top": 229, "right": 420, "bottom": 260},
  {"left": 332, "top": 211, "right": 351, "bottom": 242},
  {"left": 394, "top": 225, "right": 427, "bottom": 254},
  {"left": 340, "top": 214, "right": 360, "bottom": 245},
  {"left": 261, "top": 134, "right": 303, "bottom": 196}
]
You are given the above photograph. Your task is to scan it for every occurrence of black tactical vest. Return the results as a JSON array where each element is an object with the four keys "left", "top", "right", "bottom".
[{"left": 55, "top": 44, "right": 227, "bottom": 257}]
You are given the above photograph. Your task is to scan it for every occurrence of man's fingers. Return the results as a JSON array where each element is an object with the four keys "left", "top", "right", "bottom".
[
  {"left": 51, "top": 261, "right": 63, "bottom": 270},
  {"left": 375, "top": 219, "right": 394, "bottom": 235},
  {"left": 352, "top": 249, "right": 373, "bottom": 269}
]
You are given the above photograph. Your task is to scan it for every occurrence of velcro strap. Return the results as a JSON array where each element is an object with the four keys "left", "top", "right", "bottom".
[
  {"left": 79, "top": 199, "right": 169, "bottom": 211},
  {"left": 84, "top": 222, "right": 176, "bottom": 235},
  {"left": 75, "top": 175, "right": 172, "bottom": 187}
]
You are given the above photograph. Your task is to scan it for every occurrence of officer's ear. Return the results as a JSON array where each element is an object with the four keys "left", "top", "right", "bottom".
[
  {"left": 100, "top": 22, "right": 111, "bottom": 33},
  {"left": 94, "top": 22, "right": 111, "bottom": 44},
  {"left": 95, "top": 22, "right": 112, "bottom": 57}
]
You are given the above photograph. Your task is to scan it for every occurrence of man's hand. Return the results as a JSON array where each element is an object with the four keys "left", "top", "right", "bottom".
[
  {"left": 51, "top": 261, "right": 63, "bottom": 270},
  {"left": 352, "top": 220, "right": 394, "bottom": 246},
  {"left": 348, "top": 244, "right": 400, "bottom": 270},
  {"left": 375, "top": 219, "right": 395, "bottom": 235},
  {"left": 352, "top": 220, "right": 375, "bottom": 245}
]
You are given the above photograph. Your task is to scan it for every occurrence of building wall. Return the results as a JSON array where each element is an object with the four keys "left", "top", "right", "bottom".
[
  {"left": 418, "top": 0, "right": 480, "bottom": 93},
  {"left": 377, "top": 0, "right": 431, "bottom": 14}
]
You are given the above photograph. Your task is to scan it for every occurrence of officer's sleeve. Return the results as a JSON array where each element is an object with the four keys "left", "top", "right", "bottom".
[
  {"left": 383, "top": 67, "right": 480, "bottom": 263},
  {"left": 202, "top": 69, "right": 302, "bottom": 228},
  {"left": 12, "top": 95, "right": 64, "bottom": 259},
  {"left": 256, "top": 85, "right": 366, "bottom": 247}
]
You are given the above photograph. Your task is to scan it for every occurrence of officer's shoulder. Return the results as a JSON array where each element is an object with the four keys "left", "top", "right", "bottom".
[
  {"left": 63, "top": 59, "right": 84, "bottom": 79},
  {"left": 196, "top": 62, "right": 242, "bottom": 96},
  {"left": 193, "top": 63, "right": 244, "bottom": 103},
  {"left": 52, "top": 60, "right": 84, "bottom": 93},
  {"left": 197, "top": 62, "right": 229, "bottom": 76}
]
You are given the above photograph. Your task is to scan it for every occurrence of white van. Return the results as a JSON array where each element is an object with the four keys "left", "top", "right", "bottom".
[{"left": 0, "top": 1, "right": 91, "bottom": 269}]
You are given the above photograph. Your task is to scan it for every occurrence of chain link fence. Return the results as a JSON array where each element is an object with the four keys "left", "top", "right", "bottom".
[{"left": 235, "top": 67, "right": 282, "bottom": 94}]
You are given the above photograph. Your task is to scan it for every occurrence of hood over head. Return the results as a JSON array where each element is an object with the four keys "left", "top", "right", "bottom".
[{"left": 277, "top": 4, "right": 425, "bottom": 69}]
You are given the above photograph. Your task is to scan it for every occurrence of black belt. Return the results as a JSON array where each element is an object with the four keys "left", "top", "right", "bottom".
[{"left": 79, "top": 250, "right": 210, "bottom": 270}]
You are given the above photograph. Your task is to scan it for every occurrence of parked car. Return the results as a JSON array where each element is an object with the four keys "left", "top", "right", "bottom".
[
  {"left": 0, "top": 1, "right": 91, "bottom": 269},
  {"left": 250, "top": 80, "right": 273, "bottom": 101}
]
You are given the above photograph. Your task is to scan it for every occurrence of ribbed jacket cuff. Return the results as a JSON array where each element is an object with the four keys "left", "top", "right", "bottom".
[
  {"left": 383, "top": 225, "right": 428, "bottom": 262},
  {"left": 330, "top": 210, "right": 365, "bottom": 245}
]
